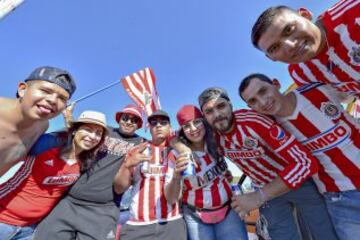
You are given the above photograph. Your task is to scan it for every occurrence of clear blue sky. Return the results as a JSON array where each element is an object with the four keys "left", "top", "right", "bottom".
[{"left": 0, "top": 0, "right": 338, "bottom": 136}]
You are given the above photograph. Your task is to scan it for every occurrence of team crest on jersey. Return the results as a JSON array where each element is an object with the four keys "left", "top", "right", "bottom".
[
  {"left": 269, "top": 125, "right": 286, "bottom": 141},
  {"left": 244, "top": 137, "right": 258, "bottom": 149},
  {"left": 321, "top": 102, "right": 341, "bottom": 120},
  {"left": 350, "top": 46, "right": 360, "bottom": 66}
]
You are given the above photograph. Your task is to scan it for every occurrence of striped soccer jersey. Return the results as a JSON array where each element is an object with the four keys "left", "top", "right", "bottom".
[
  {"left": 167, "top": 149, "right": 232, "bottom": 210},
  {"left": 0, "top": 147, "right": 80, "bottom": 226},
  {"left": 289, "top": 0, "right": 360, "bottom": 98},
  {"left": 217, "top": 109, "right": 318, "bottom": 189},
  {"left": 276, "top": 83, "right": 360, "bottom": 193},
  {"left": 127, "top": 144, "right": 181, "bottom": 225}
]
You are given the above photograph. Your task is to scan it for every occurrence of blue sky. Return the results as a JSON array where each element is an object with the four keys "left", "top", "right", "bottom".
[{"left": 0, "top": 0, "right": 337, "bottom": 136}]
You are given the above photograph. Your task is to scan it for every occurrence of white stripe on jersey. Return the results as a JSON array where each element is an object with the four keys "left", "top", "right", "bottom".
[
  {"left": 312, "top": 59, "right": 340, "bottom": 82},
  {"left": 312, "top": 173, "right": 327, "bottom": 193},
  {"left": 291, "top": 70, "right": 308, "bottom": 85},
  {"left": 298, "top": 63, "right": 318, "bottom": 82}
]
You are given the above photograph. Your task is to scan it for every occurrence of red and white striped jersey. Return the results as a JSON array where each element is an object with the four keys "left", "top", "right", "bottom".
[
  {"left": 276, "top": 83, "right": 360, "bottom": 193},
  {"left": 0, "top": 147, "right": 80, "bottom": 226},
  {"left": 217, "top": 109, "right": 318, "bottom": 189},
  {"left": 127, "top": 145, "right": 181, "bottom": 225},
  {"left": 289, "top": 0, "right": 360, "bottom": 98},
  {"left": 167, "top": 149, "right": 232, "bottom": 210}
]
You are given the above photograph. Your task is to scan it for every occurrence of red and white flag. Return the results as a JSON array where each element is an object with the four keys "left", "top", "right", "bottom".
[{"left": 121, "top": 68, "right": 161, "bottom": 117}]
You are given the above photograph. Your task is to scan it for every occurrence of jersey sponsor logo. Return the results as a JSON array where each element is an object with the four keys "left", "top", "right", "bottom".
[
  {"left": 244, "top": 137, "right": 258, "bottom": 149},
  {"left": 350, "top": 45, "right": 360, "bottom": 65},
  {"left": 302, "top": 123, "right": 351, "bottom": 154},
  {"left": 321, "top": 102, "right": 341, "bottom": 120},
  {"left": 224, "top": 147, "right": 265, "bottom": 160},
  {"left": 142, "top": 164, "right": 167, "bottom": 176},
  {"left": 44, "top": 159, "right": 54, "bottom": 166},
  {"left": 42, "top": 174, "right": 79, "bottom": 186},
  {"left": 270, "top": 125, "right": 286, "bottom": 141},
  {"left": 193, "top": 159, "right": 227, "bottom": 188}
]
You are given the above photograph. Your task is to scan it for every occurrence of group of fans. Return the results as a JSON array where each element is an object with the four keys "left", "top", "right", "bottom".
[{"left": 0, "top": 0, "right": 359, "bottom": 239}]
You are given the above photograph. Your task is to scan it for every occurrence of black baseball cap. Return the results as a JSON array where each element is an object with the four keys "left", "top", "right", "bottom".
[
  {"left": 147, "top": 110, "right": 170, "bottom": 122},
  {"left": 25, "top": 66, "right": 77, "bottom": 98}
]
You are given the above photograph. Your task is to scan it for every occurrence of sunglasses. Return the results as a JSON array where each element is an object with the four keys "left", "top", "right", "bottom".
[
  {"left": 120, "top": 114, "right": 139, "bottom": 124},
  {"left": 149, "top": 119, "right": 169, "bottom": 127},
  {"left": 182, "top": 119, "right": 204, "bottom": 132}
]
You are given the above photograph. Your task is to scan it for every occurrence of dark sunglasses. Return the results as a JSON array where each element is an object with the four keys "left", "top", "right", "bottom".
[
  {"left": 149, "top": 119, "right": 169, "bottom": 127},
  {"left": 120, "top": 114, "right": 139, "bottom": 124}
]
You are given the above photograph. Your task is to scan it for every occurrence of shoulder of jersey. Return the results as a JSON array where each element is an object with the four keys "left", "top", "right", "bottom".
[{"left": 233, "top": 109, "right": 274, "bottom": 127}]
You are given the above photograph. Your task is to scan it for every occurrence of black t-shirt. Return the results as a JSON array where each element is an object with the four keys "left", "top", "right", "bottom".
[{"left": 67, "top": 127, "right": 144, "bottom": 205}]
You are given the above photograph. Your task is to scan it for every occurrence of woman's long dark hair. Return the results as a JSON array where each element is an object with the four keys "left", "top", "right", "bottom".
[
  {"left": 178, "top": 119, "right": 220, "bottom": 162},
  {"left": 60, "top": 123, "right": 107, "bottom": 173}
]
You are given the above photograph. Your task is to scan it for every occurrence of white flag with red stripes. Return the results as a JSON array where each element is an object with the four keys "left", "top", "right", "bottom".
[{"left": 121, "top": 68, "right": 161, "bottom": 117}]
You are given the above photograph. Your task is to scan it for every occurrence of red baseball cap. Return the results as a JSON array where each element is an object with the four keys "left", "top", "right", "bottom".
[
  {"left": 176, "top": 104, "right": 203, "bottom": 127},
  {"left": 115, "top": 104, "right": 143, "bottom": 128}
]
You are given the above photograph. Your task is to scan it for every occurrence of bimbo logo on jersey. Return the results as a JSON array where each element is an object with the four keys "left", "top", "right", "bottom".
[
  {"left": 43, "top": 174, "right": 79, "bottom": 186},
  {"left": 224, "top": 147, "right": 265, "bottom": 160},
  {"left": 302, "top": 123, "right": 351, "bottom": 154}
]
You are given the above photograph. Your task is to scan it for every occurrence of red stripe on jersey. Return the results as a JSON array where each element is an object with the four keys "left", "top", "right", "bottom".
[
  {"left": 195, "top": 188, "right": 204, "bottom": 209},
  {"left": 210, "top": 178, "right": 221, "bottom": 207},
  {"left": 289, "top": 113, "right": 339, "bottom": 192},
  {"left": 203, "top": 154, "right": 212, "bottom": 165},
  {"left": 160, "top": 177, "right": 168, "bottom": 219},
  {"left": 137, "top": 178, "right": 146, "bottom": 221},
  {"left": 148, "top": 178, "right": 156, "bottom": 220}
]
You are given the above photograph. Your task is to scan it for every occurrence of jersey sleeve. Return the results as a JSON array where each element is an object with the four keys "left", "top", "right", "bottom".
[
  {"left": 29, "top": 132, "right": 66, "bottom": 156},
  {"left": 249, "top": 114, "right": 319, "bottom": 189}
]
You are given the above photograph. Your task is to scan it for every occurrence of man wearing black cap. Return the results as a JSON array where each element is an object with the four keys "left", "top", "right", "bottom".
[
  {"left": 114, "top": 110, "right": 187, "bottom": 240},
  {"left": 34, "top": 104, "right": 145, "bottom": 240},
  {"left": 0, "top": 66, "right": 76, "bottom": 176}
]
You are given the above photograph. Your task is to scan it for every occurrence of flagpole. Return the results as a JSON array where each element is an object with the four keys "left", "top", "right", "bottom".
[{"left": 71, "top": 80, "right": 120, "bottom": 104}]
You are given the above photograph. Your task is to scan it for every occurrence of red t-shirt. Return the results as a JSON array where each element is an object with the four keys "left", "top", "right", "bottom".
[{"left": 0, "top": 148, "right": 80, "bottom": 226}]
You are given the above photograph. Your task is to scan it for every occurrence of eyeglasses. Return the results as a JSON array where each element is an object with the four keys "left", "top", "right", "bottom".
[
  {"left": 182, "top": 119, "right": 204, "bottom": 132},
  {"left": 149, "top": 119, "right": 169, "bottom": 127},
  {"left": 120, "top": 114, "right": 139, "bottom": 124}
]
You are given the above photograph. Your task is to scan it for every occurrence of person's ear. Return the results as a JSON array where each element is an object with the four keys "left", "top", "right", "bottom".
[
  {"left": 17, "top": 82, "right": 28, "bottom": 98},
  {"left": 272, "top": 78, "right": 281, "bottom": 89},
  {"left": 298, "top": 7, "right": 313, "bottom": 21}
]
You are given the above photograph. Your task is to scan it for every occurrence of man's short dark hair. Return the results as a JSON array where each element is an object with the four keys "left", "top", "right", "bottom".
[
  {"left": 238, "top": 73, "right": 272, "bottom": 100},
  {"left": 251, "top": 5, "right": 296, "bottom": 49}
]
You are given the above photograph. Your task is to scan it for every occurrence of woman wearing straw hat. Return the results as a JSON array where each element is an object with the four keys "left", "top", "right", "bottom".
[
  {"left": 0, "top": 110, "right": 108, "bottom": 240},
  {"left": 165, "top": 105, "right": 248, "bottom": 240}
]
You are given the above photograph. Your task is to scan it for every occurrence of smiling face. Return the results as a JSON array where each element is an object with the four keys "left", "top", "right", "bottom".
[
  {"left": 201, "top": 97, "right": 233, "bottom": 133},
  {"left": 17, "top": 80, "right": 69, "bottom": 121},
  {"left": 241, "top": 77, "right": 285, "bottom": 116},
  {"left": 118, "top": 113, "right": 140, "bottom": 136},
  {"left": 182, "top": 118, "right": 206, "bottom": 144},
  {"left": 257, "top": 8, "right": 323, "bottom": 64},
  {"left": 73, "top": 123, "right": 105, "bottom": 152}
]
